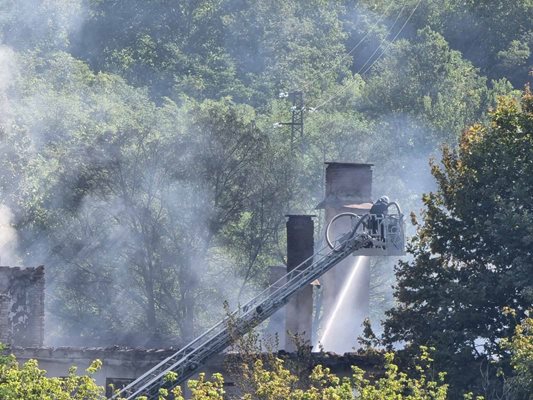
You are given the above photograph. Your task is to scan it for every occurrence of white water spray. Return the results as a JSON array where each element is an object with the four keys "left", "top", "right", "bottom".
[{"left": 315, "top": 256, "right": 367, "bottom": 352}]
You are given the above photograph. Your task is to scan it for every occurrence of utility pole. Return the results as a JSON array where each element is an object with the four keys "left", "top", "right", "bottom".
[
  {"left": 276, "top": 91, "right": 304, "bottom": 152},
  {"left": 275, "top": 91, "right": 305, "bottom": 212}
]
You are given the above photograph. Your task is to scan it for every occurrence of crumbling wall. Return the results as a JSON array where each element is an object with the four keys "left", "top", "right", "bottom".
[
  {"left": 0, "top": 266, "right": 44, "bottom": 347},
  {"left": 0, "top": 293, "right": 11, "bottom": 344},
  {"left": 11, "top": 346, "right": 383, "bottom": 397}
]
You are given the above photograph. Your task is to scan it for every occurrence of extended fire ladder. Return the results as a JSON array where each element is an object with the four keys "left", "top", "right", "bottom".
[{"left": 111, "top": 212, "right": 404, "bottom": 399}]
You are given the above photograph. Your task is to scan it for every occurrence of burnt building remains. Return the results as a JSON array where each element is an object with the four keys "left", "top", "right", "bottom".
[
  {"left": 0, "top": 265, "right": 44, "bottom": 347},
  {"left": 0, "top": 161, "right": 382, "bottom": 395},
  {"left": 0, "top": 262, "right": 379, "bottom": 396}
]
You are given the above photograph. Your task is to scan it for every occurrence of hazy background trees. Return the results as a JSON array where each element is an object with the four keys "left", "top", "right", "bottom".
[{"left": 0, "top": 1, "right": 531, "bottom": 397}]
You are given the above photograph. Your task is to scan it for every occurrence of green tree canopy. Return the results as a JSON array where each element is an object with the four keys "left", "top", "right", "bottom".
[
  {"left": 368, "top": 0, "right": 533, "bottom": 87},
  {"left": 0, "top": 0, "right": 523, "bottom": 356},
  {"left": 384, "top": 87, "right": 533, "bottom": 398}
]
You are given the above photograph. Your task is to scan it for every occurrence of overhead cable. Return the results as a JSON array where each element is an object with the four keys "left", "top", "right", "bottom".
[{"left": 310, "top": 0, "right": 422, "bottom": 111}]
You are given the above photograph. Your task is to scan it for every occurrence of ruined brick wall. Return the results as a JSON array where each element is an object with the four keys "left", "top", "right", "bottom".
[
  {"left": 0, "top": 294, "right": 11, "bottom": 344},
  {"left": 0, "top": 266, "right": 44, "bottom": 347}
]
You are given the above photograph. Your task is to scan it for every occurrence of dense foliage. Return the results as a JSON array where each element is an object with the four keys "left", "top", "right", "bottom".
[
  {"left": 384, "top": 89, "right": 533, "bottom": 398},
  {"left": 0, "top": 345, "right": 103, "bottom": 399},
  {"left": 370, "top": 0, "right": 533, "bottom": 87},
  {"left": 1, "top": 327, "right": 531, "bottom": 399},
  {"left": 0, "top": 0, "right": 532, "bottom": 397},
  {"left": 500, "top": 313, "right": 533, "bottom": 398},
  {"left": 0, "top": 345, "right": 451, "bottom": 400}
]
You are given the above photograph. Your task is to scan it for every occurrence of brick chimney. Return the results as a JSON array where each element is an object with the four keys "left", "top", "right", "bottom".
[
  {"left": 284, "top": 215, "right": 314, "bottom": 352},
  {"left": 316, "top": 163, "right": 373, "bottom": 353}
]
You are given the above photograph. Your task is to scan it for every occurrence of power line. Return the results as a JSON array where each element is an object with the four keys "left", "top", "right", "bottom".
[
  {"left": 287, "top": 2, "right": 397, "bottom": 97},
  {"left": 308, "top": 4, "right": 406, "bottom": 111},
  {"left": 359, "top": 0, "right": 422, "bottom": 76},
  {"left": 345, "top": 2, "right": 397, "bottom": 58},
  {"left": 310, "top": 0, "right": 422, "bottom": 112},
  {"left": 352, "top": 6, "right": 407, "bottom": 78}
]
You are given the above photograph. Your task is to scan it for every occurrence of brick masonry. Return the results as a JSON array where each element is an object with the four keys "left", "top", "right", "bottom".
[{"left": 0, "top": 266, "right": 45, "bottom": 347}]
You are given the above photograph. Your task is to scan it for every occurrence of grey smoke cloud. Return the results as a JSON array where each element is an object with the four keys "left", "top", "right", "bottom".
[
  {"left": 1, "top": 0, "right": 84, "bottom": 51},
  {"left": 0, "top": 204, "right": 19, "bottom": 265},
  {"left": 0, "top": 0, "right": 506, "bottom": 352},
  {"left": 0, "top": 45, "right": 17, "bottom": 117},
  {"left": 0, "top": 44, "right": 19, "bottom": 267}
]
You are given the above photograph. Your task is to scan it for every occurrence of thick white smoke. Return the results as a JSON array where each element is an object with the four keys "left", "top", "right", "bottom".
[
  {"left": 0, "top": 204, "right": 18, "bottom": 265},
  {"left": 0, "top": 45, "right": 19, "bottom": 266},
  {"left": 0, "top": 45, "right": 17, "bottom": 119}
]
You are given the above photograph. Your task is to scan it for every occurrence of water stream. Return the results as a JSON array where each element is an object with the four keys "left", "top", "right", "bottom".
[{"left": 315, "top": 256, "right": 368, "bottom": 352}]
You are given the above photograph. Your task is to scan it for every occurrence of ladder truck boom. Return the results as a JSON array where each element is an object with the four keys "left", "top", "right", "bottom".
[{"left": 111, "top": 211, "right": 404, "bottom": 399}]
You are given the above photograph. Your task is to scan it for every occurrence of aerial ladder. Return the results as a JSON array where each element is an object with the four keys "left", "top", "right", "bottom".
[{"left": 111, "top": 204, "right": 405, "bottom": 399}]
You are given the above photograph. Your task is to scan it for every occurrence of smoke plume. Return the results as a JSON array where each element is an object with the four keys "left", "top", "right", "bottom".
[{"left": 0, "top": 204, "right": 18, "bottom": 265}]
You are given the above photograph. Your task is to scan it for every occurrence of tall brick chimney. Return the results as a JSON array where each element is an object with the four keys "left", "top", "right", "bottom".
[
  {"left": 285, "top": 215, "right": 314, "bottom": 352},
  {"left": 316, "top": 162, "right": 373, "bottom": 353},
  {"left": 0, "top": 266, "right": 45, "bottom": 347},
  {"left": 317, "top": 162, "right": 373, "bottom": 209}
]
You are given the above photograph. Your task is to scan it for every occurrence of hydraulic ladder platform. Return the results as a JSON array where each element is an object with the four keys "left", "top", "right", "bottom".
[{"left": 111, "top": 208, "right": 404, "bottom": 399}]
